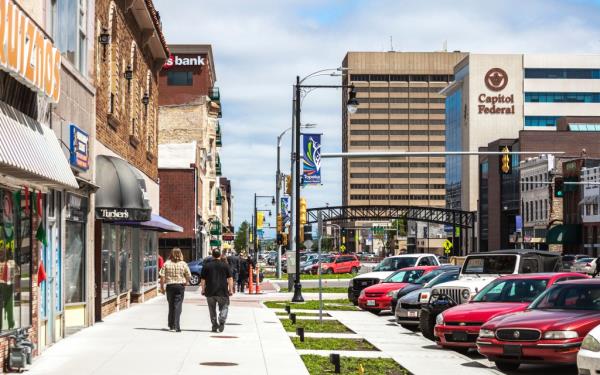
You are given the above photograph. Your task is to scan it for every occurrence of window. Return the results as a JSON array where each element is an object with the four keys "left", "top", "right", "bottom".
[
  {"left": 167, "top": 71, "right": 193, "bottom": 86},
  {"left": 525, "top": 92, "right": 600, "bottom": 103},
  {"left": 525, "top": 116, "right": 559, "bottom": 127},
  {"left": 142, "top": 231, "right": 158, "bottom": 290},
  {"left": 51, "top": 0, "right": 87, "bottom": 74},
  {"left": 101, "top": 224, "right": 117, "bottom": 300},
  {"left": 65, "top": 194, "right": 87, "bottom": 304},
  {"left": 0, "top": 188, "right": 33, "bottom": 333},
  {"left": 525, "top": 68, "right": 600, "bottom": 79}
]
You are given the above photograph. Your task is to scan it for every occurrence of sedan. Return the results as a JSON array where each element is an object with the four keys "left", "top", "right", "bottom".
[
  {"left": 187, "top": 259, "right": 203, "bottom": 286},
  {"left": 578, "top": 324, "right": 600, "bottom": 375},
  {"left": 572, "top": 258, "right": 598, "bottom": 275},
  {"left": 477, "top": 279, "right": 600, "bottom": 372}
]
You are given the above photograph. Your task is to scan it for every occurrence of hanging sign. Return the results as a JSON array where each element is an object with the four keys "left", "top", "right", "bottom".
[
  {"left": 280, "top": 197, "right": 290, "bottom": 224},
  {"left": 69, "top": 125, "right": 89, "bottom": 170},
  {"left": 0, "top": 1, "right": 61, "bottom": 102},
  {"left": 302, "top": 134, "right": 322, "bottom": 184}
]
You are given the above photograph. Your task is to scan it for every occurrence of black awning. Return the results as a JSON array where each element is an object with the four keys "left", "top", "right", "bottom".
[{"left": 95, "top": 155, "right": 151, "bottom": 222}]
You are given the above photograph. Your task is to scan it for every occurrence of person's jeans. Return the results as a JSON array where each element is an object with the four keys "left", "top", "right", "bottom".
[
  {"left": 166, "top": 284, "right": 185, "bottom": 330},
  {"left": 206, "top": 296, "right": 230, "bottom": 327},
  {"left": 232, "top": 271, "right": 239, "bottom": 291}
]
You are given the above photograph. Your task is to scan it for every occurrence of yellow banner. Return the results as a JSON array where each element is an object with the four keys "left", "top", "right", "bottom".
[{"left": 257, "top": 212, "right": 264, "bottom": 229}]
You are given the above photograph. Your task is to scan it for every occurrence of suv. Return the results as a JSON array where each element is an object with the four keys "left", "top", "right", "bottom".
[
  {"left": 312, "top": 254, "right": 360, "bottom": 275},
  {"left": 419, "top": 249, "right": 562, "bottom": 340},
  {"left": 347, "top": 254, "right": 440, "bottom": 305}
]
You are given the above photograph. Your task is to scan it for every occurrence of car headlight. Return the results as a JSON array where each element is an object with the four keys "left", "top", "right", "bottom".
[
  {"left": 461, "top": 289, "right": 471, "bottom": 300},
  {"left": 582, "top": 334, "right": 600, "bottom": 352},
  {"left": 359, "top": 290, "right": 365, "bottom": 298},
  {"left": 419, "top": 292, "right": 430, "bottom": 304},
  {"left": 387, "top": 290, "right": 396, "bottom": 297},
  {"left": 479, "top": 329, "right": 495, "bottom": 338},
  {"left": 435, "top": 313, "right": 444, "bottom": 326},
  {"left": 543, "top": 331, "right": 579, "bottom": 340}
]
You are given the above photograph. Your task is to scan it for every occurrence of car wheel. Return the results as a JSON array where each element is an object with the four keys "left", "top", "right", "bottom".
[
  {"left": 325, "top": 268, "right": 333, "bottom": 274},
  {"left": 400, "top": 323, "right": 419, "bottom": 332},
  {"left": 495, "top": 361, "right": 520, "bottom": 372},
  {"left": 189, "top": 273, "right": 200, "bottom": 286},
  {"left": 351, "top": 267, "right": 358, "bottom": 274},
  {"left": 419, "top": 309, "right": 436, "bottom": 341},
  {"left": 368, "top": 309, "right": 381, "bottom": 315}
]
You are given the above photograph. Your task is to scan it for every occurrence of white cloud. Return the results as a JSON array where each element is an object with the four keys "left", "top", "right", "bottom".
[{"left": 154, "top": 0, "right": 600, "bottom": 232}]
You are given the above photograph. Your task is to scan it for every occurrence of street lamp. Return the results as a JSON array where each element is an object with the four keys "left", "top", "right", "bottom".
[{"left": 291, "top": 68, "right": 357, "bottom": 302}]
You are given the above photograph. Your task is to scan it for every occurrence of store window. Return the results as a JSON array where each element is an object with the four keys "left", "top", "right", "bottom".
[
  {"left": 142, "top": 231, "right": 158, "bottom": 290},
  {"left": 65, "top": 194, "right": 87, "bottom": 304},
  {"left": 0, "top": 188, "right": 32, "bottom": 332},
  {"left": 118, "top": 226, "right": 132, "bottom": 295},
  {"left": 101, "top": 224, "right": 117, "bottom": 300}
]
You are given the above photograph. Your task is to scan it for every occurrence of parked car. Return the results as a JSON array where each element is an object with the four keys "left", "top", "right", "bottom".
[
  {"left": 435, "top": 272, "right": 588, "bottom": 354},
  {"left": 578, "top": 323, "right": 600, "bottom": 375},
  {"left": 572, "top": 258, "right": 598, "bottom": 275},
  {"left": 187, "top": 259, "right": 203, "bottom": 286},
  {"left": 563, "top": 254, "right": 590, "bottom": 271},
  {"left": 358, "top": 266, "right": 439, "bottom": 314},
  {"left": 390, "top": 265, "right": 461, "bottom": 313},
  {"left": 420, "top": 249, "right": 563, "bottom": 340},
  {"left": 477, "top": 278, "right": 600, "bottom": 372},
  {"left": 395, "top": 267, "right": 461, "bottom": 330},
  {"left": 348, "top": 254, "right": 440, "bottom": 305},
  {"left": 311, "top": 254, "right": 360, "bottom": 275}
]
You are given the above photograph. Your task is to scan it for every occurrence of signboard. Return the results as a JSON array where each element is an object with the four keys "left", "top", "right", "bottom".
[
  {"left": 69, "top": 125, "right": 89, "bottom": 170},
  {"left": 478, "top": 68, "right": 514, "bottom": 115},
  {"left": 302, "top": 134, "right": 322, "bottom": 184},
  {"left": 0, "top": 1, "right": 61, "bottom": 102},
  {"left": 286, "top": 251, "right": 296, "bottom": 274},
  {"left": 162, "top": 54, "right": 206, "bottom": 69},
  {"left": 95, "top": 207, "right": 151, "bottom": 222},
  {"left": 257, "top": 212, "right": 264, "bottom": 229},
  {"left": 444, "top": 224, "right": 453, "bottom": 233},
  {"left": 515, "top": 215, "right": 523, "bottom": 233},
  {"left": 222, "top": 234, "right": 234, "bottom": 241},
  {"left": 280, "top": 197, "right": 290, "bottom": 224},
  {"left": 443, "top": 239, "right": 453, "bottom": 254}
]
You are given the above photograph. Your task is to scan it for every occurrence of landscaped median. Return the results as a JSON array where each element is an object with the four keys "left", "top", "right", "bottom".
[
  {"left": 265, "top": 273, "right": 355, "bottom": 280},
  {"left": 280, "top": 318, "right": 352, "bottom": 333},
  {"left": 264, "top": 298, "right": 359, "bottom": 311},
  {"left": 291, "top": 337, "right": 377, "bottom": 351},
  {"left": 279, "top": 286, "right": 348, "bottom": 293},
  {"left": 301, "top": 355, "right": 409, "bottom": 375}
]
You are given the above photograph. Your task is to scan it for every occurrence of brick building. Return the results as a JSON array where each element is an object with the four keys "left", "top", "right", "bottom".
[{"left": 158, "top": 44, "right": 224, "bottom": 258}]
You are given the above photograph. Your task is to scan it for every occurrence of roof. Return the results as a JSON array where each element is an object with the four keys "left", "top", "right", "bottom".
[
  {"left": 559, "top": 278, "right": 600, "bottom": 285},
  {"left": 144, "top": 0, "right": 169, "bottom": 57},
  {"left": 471, "top": 249, "right": 561, "bottom": 257},
  {"left": 395, "top": 266, "right": 439, "bottom": 271},
  {"left": 168, "top": 44, "right": 216, "bottom": 82},
  {"left": 495, "top": 272, "right": 588, "bottom": 280},
  {"left": 389, "top": 254, "right": 435, "bottom": 258}
]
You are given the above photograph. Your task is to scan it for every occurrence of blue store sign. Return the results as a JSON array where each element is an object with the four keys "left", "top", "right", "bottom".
[{"left": 69, "top": 125, "right": 89, "bottom": 171}]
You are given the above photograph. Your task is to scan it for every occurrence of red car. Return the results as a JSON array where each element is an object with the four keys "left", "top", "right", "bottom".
[
  {"left": 358, "top": 266, "right": 439, "bottom": 314},
  {"left": 477, "top": 278, "right": 600, "bottom": 372},
  {"left": 311, "top": 254, "right": 360, "bottom": 275},
  {"left": 435, "top": 272, "right": 588, "bottom": 354}
]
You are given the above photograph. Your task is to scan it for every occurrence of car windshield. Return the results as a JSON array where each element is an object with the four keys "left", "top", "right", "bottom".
[
  {"left": 323, "top": 256, "right": 336, "bottom": 263},
  {"left": 530, "top": 284, "right": 600, "bottom": 311},
  {"left": 373, "top": 257, "right": 418, "bottom": 272},
  {"left": 413, "top": 269, "right": 444, "bottom": 284},
  {"left": 576, "top": 258, "right": 594, "bottom": 263},
  {"left": 384, "top": 269, "right": 425, "bottom": 283},
  {"left": 472, "top": 278, "right": 548, "bottom": 303},
  {"left": 462, "top": 255, "right": 517, "bottom": 274},
  {"left": 424, "top": 271, "right": 459, "bottom": 288}
]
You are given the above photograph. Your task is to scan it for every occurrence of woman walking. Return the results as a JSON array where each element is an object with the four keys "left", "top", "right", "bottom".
[{"left": 159, "top": 248, "right": 191, "bottom": 332}]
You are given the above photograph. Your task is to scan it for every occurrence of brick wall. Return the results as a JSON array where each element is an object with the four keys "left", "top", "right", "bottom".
[
  {"left": 95, "top": 0, "right": 161, "bottom": 181},
  {"left": 158, "top": 101, "right": 208, "bottom": 144},
  {"left": 159, "top": 169, "right": 196, "bottom": 239}
]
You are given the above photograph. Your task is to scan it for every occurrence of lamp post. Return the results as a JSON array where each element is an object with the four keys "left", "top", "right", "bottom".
[{"left": 291, "top": 69, "right": 357, "bottom": 303}]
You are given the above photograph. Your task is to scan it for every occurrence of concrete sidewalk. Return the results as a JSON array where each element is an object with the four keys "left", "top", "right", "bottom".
[{"left": 27, "top": 291, "right": 309, "bottom": 375}]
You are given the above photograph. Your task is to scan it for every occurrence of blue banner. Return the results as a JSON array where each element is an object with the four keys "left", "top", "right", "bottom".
[
  {"left": 280, "top": 197, "right": 290, "bottom": 224},
  {"left": 302, "top": 134, "right": 322, "bottom": 184}
]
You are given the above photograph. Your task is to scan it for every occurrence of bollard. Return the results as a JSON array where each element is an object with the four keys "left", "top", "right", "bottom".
[
  {"left": 248, "top": 264, "right": 254, "bottom": 294},
  {"left": 290, "top": 313, "right": 296, "bottom": 324},
  {"left": 296, "top": 327, "right": 305, "bottom": 342},
  {"left": 284, "top": 305, "right": 291, "bottom": 314},
  {"left": 329, "top": 353, "right": 341, "bottom": 374}
]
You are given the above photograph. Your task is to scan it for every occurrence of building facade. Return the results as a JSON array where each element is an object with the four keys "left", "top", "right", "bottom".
[
  {"left": 520, "top": 155, "right": 553, "bottom": 248},
  {"left": 158, "top": 44, "right": 223, "bottom": 258},
  {"left": 581, "top": 165, "right": 600, "bottom": 256}
]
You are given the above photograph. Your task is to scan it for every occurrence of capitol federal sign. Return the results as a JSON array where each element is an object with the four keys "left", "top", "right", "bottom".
[{"left": 478, "top": 68, "right": 514, "bottom": 115}]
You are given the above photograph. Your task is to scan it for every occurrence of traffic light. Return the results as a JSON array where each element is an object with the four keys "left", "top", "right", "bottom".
[
  {"left": 554, "top": 177, "right": 564, "bottom": 197},
  {"left": 299, "top": 198, "right": 307, "bottom": 225},
  {"left": 276, "top": 233, "right": 283, "bottom": 245},
  {"left": 276, "top": 214, "right": 283, "bottom": 232},
  {"left": 282, "top": 233, "right": 288, "bottom": 246},
  {"left": 500, "top": 146, "right": 511, "bottom": 174},
  {"left": 285, "top": 175, "right": 292, "bottom": 195},
  {"left": 303, "top": 225, "right": 313, "bottom": 241}
]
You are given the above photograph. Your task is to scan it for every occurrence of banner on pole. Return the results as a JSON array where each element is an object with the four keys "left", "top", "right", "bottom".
[
  {"left": 281, "top": 197, "right": 290, "bottom": 224},
  {"left": 302, "top": 134, "right": 322, "bottom": 184},
  {"left": 257, "top": 212, "right": 264, "bottom": 229}
]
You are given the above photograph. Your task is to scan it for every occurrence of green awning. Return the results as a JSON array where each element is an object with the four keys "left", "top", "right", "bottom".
[{"left": 546, "top": 224, "right": 581, "bottom": 245}]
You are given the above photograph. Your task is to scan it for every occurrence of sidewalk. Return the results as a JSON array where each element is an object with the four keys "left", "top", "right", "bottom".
[{"left": 27, "top": 290, "right": 309, "bottom": 375}]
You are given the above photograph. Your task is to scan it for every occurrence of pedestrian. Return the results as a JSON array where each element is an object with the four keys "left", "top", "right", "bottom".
[
  {"left": 227, "top": 252, "right": 241, "bottom": 292},
  {"left": 238, "top": 252, "right": 249, "bottom": 293},
  {"left": 200, "top": 249, "right": 234, "bottom": 332},
  {"left": 594, "top": 255, "right": 600, "bottom": 277},
  {"left": 158, "top": 254, "right": 164, "bottom": 270},
  {"left": 159, "top": 248, "right": 191, "bottom": 332}
]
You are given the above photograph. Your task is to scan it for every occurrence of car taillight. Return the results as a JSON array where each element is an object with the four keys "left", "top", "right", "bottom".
[{"left": 586, "top": 263, "right": 592, "bottom": 267}]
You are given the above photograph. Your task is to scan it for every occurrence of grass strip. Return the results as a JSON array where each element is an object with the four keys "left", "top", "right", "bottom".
[
  {"left": 275, "top": 311, "right": 330, "bottom": 317},
  {"left": 266, "top": 273, "right": 355, "bottom": 280},
  {"left": 291, "top": 337, "right": 378, "bottom": 351},
  {"left": 264, "top": 299, "right": 358, "bottom": 311},
  {"left": 280, "top": 319, "right": 352, "bottom": 333},
  {"left": 280, "top": 287, "right": 348, "bottom": 293},
  {"left": 301, "top": 355, "right": 409, "bottom": 375}
]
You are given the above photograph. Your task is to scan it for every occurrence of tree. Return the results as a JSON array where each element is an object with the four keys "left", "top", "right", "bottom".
[{"left": 234, "top": 221, "right": 250, "bottom": 252}]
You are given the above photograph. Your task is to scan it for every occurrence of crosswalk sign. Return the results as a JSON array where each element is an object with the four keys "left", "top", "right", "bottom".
[{"left": 442, "top": 239, "right": 453, "bottom": 254}]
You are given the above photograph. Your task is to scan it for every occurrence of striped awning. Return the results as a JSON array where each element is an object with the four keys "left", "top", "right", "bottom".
[{"left": 0, "top": 101, "right": 78, "bottom": 189}]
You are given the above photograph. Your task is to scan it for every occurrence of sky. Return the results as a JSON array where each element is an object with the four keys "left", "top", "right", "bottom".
[{"left": 154, "top": 0, "right": 600, "bottom": 234}]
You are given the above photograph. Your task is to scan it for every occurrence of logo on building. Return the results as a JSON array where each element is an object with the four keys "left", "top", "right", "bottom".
[
  {"left": 162, "top": 54, "right": 206, "bottom": 69},
  {"left": 485, "top": 68, "right": 508, "bottom": 91}
]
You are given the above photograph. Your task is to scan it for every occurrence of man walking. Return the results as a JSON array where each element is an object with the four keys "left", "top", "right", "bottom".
[
  {"left": 200, "top": 249, "right": 234, "bottom": 332},
  {"left": 227, "top": 252, "right": 241, "bottom": 292}
]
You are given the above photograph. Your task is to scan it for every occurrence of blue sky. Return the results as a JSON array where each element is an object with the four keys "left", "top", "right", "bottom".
[{"left": 154, "top": 0, "right": 600, "bottom": 234}]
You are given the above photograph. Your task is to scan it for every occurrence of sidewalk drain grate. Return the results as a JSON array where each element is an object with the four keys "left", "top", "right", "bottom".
[
  {"left": 200, "top": 362, "right": 238, "bottom": 367},
  {"left": 210, "top": 335, "right": 238, "bottom": 339},
  {"left": 263, "top": 321, "right": 278, "bottom": 323}
]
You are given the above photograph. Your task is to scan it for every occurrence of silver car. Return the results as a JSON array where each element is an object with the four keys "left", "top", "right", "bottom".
[{"left": 571, "top": 257, "right": 597, "bottom": 275}]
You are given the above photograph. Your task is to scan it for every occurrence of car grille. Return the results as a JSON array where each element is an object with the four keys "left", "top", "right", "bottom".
[
  {"left": 365, "top": 292, "right": 384, "bottom": 298},
  {"left": 444, "top": 333, "right": 479, "bottom": 343},
  {"left": 496, "top": 329, "right": 541, "bottom": 342},
  {"left": 400, "top": 303, "right": 419, "bottom": 310},
  {"left": 353, "top": 278, "right": 379, "bottom": 289},
  {"left": 436, "top": 288, "right": 468, "bottom": 304},
  {"left": 446, "top": 322, "right": 484, "bottom": 326}
]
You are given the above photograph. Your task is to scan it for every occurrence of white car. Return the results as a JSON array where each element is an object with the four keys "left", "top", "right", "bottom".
[
  {"left": 347, "top": 253, "right": 440, "bottom": 304},
  {"left": 578, "top": 324, "right": 600, "bottom": 374},
  {"left": 572, "top": 258, "right": 598, "bottom": 275}
]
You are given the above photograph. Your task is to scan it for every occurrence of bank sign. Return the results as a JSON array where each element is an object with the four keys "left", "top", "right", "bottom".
[
  {"left": 162, "top": 54, "right": 206, "bottom": 69},
  {"left": 478, "top": 68, "right": 514, "bottom": 115}
]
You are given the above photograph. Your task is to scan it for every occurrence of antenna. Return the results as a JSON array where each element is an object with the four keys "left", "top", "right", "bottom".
[
  {"left": 443, "top": 40, "right": 447, "bottom": 52},
  {"left": 389, "top": 36, "right": 394, "bottom": 52}
]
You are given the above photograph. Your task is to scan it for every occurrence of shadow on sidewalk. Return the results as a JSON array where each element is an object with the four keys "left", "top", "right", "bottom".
[{"left": 134, "top": 328, "right": 214, "bottom": 333}]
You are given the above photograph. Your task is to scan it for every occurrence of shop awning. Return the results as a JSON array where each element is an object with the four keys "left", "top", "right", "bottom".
[
  {"left": 546, "top": 224, "right": 581, "bottom": 245},
  {"left": 137, "top": 214, "right": 183, "bottom": 232},
  {"left": 95, "top": 155, "right": 151, "bottom": 221},
  {"left": 0, "top": 101, "right": 78, "bottom": 189}
]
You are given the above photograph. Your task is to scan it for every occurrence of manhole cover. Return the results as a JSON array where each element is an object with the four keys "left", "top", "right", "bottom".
[
  {"left": 200, "top": 362, "right": 238, "bottom": 367},
  {"left": 226, "top": 323, "right": 242, "bottom": 326},
  {"left": 210, "top": 335, "right": 238, "bottom": 339}
]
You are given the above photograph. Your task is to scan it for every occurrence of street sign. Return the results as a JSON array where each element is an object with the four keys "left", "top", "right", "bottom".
[
  {"left": 287, "top": 251, "right": 296, "bottom": 274},
  {"left": 444, "top": 224, "right": 453, "bottom": 233},
  {"left": 303, "top": 240, "right": 313, "bottom": 249},
  {"left": 340, "top": 244, "right": 346, "bottom": 252},
  {"left": 442, "top": 239, "right": 453, "bottom": 254}
]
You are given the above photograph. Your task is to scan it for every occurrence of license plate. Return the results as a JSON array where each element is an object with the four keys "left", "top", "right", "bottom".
[
  {"left": 367, "top": 300, "right": 376, "bottom": 306},
  {"left": 503, "top": 345, "right": 522, "bottom": 358},
  {"left": 408, "top": 310, "right": 418, "bottom": 318},
  {"left": 452, "top": 331, "right": 468, "bottom": 342}
]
